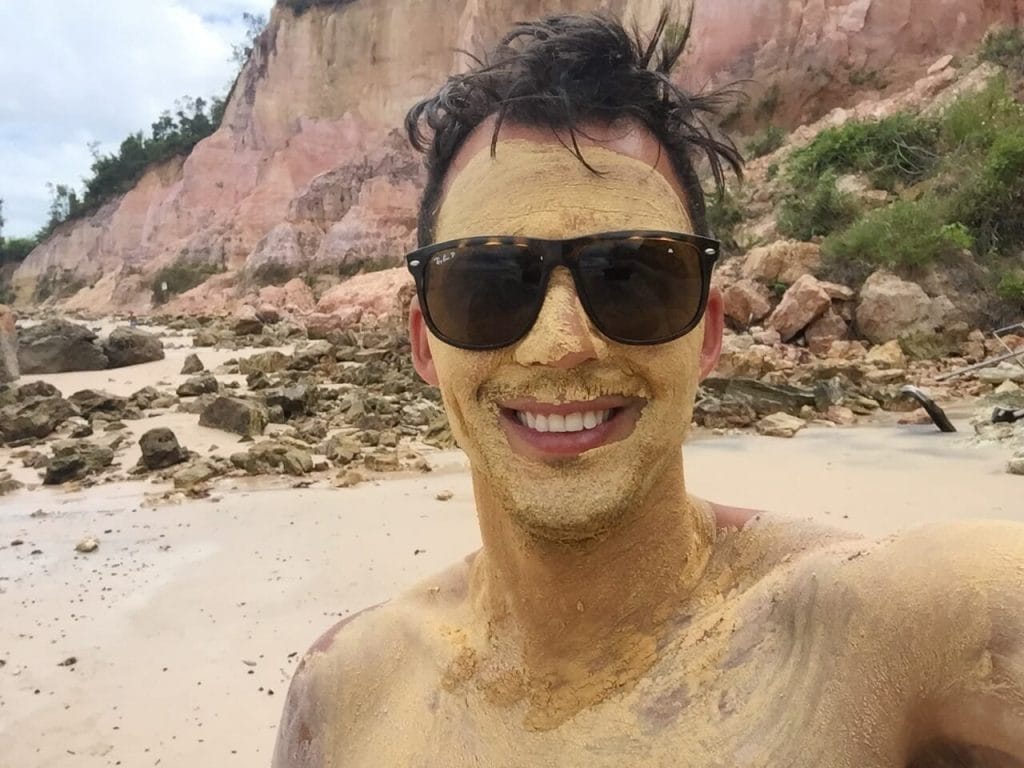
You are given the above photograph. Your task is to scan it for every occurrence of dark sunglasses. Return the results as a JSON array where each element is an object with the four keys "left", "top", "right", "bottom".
[{"left": 405, "top": 230, "right": 719, "bottom": 350}]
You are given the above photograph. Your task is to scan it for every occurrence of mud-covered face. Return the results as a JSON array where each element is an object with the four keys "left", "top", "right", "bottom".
[{"left": 410, "top": 126, "right": 721, "bottom": 542}]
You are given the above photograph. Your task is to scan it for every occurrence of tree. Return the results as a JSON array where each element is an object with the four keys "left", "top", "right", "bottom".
[{"left": 231, "top": 12, "right": 267, "bottom": 66}]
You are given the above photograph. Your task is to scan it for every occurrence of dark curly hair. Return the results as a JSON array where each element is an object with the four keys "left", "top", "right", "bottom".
[{"left": 404, "top": 7, "right": 743, "bottom": 246}]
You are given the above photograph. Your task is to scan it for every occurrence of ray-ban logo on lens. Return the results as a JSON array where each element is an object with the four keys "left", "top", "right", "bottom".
[{"left": 432, "top": 251, "right": 456, "bottom": 266}]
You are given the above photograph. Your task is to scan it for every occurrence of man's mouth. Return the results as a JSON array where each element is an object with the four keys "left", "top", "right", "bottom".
[{"left": 497, "top": 396, "right": 642, "bottom": 458}]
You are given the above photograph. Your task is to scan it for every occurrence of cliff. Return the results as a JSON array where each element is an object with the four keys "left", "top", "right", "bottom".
[{"left": 12, "top": 0, "right": 1023, "bottom": 314}]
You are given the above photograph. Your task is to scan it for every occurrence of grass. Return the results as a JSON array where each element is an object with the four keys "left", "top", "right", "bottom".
[
  {"left": 980, "top": 26, "right": 1024, "bottom": 74},
  {"left": 777, "top": 172, "right": 859, "bottom": 241},
  {"left": 785, "top": 113, "right": 940, "bottom": 192},
  {"left": 746, "top": 126, "right": 786, "bottom": 159}
]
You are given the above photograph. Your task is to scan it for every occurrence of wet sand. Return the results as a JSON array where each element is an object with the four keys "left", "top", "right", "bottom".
[{"left": 2, "top": 344, "right": 1021, "bottom": 765}]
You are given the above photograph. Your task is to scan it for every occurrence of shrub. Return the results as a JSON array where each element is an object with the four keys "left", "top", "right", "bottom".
[
  {"left": 822, "top": 200, "right": 971, "bottom": 273},
  {"left": 151, "top": 259, "right": 222, "bottom": 304},
  {"left": 941, "top": 75, "right": 1024, "bottom": 153},
  {"left": 949, "top": 127, "right": 1024, "bottom": 254},
  {"left": 746, "top": 126, "right": 786, "bottom": 159},
  {"left": 776, "top": 172, "right": 859, "bottom": 241},
  {"left": 996, "top": 269, "right": 1024, "bottom": 303},
  {"left": 786, "top": 113, "right": 940, "bottom": 191},
  {"left": 980, "top": 26, "right": 1024, "bottom": 74},
  {"left": 705, "top": 189, "right": 745, "bottom": 252}
]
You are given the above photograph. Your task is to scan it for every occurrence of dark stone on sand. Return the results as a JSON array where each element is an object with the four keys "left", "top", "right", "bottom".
[
  {"left": 102, "top": 327, "right": 165, "bottom": 368},
  {"left": 138, "top": 427, "right": 189, "bottom": 470},
  {"left": 17, "top": 320, "right": 108, "bottom": 374}
]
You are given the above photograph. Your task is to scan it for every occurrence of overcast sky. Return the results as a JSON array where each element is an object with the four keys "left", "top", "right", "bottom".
[{"left": 0, "top": 0, "right": 275, "bottom": 238}]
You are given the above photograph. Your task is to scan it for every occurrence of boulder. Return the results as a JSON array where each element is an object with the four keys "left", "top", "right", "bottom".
[
  {"left": 0, "top": 396, "right": 79, "bottom": 443},
  {"left": 68, "top": 389, "right": 130, "bottom": 419},
  {"left": 766, "top": 275, "right": 832, "bottom": 341},
  {"left": 199, "top": 396, "right": 268, "bottom": 437},
  {"left": 722, "top": 280, "right": 773, "bottom": 328},
  {"left": 138, "top": 427, "right": 189, "bottom": 470},
  {"left": 177, "top": 372, "right": 220, "bottom": 397},
  {"left": 255, "top": 304, "right": 282, "bottom": 324},
  {"left": 865, "top": 340, "right": 908, "bottom": 369},
  {"left": 43, "top": 440, "right": 115, "bottom": 484},
  {"left": 854, "top": 271, "right": 952, "bottom": 344},
  {"left": 262, "top": 384, "right": 316, "bottom": 419},
  {"left": 0, "top": 469, "right": 23, "bottom": 496},
  {"left": 180, "top": 353, "right": 206, "bottom": 375},
  {"left": 290, "top": 340, "right": 335, "bottom": 370},
  {"left": 17, "top": 319, "right": 108, "bottom": 374},
  {"left": 756, "top": 412, "right": 807, "bottom": 438},
  {"left": 230, "top": 440, "right": 313, "bottom": 476},
  {"left": 237, "top": 350, "right": 291, "bottom": 375},
  {"left": 805, "top": 309, "right": 849, "bottom": 355},
  {"left": 0, "top": 305, "right": 18, "bottom": 383},
  {"left": 304, "top": 310, "right": 363, "bottom": 340},
  {"left": 231, "top": 305, "right": 264, "bottom": 336},
  {"left": 102, "top": 327, "right": 165, "bottom": 367},
  {"left": 701, "top": 377, "right": 816, "bottom": 416},
  {"left": 978, "top": 364, "right": 1024, "bottom": 385},
  {"left": 172, "top": 459, "right": 222, "bottom": 489},
  {"left": 742, "top": 241, "right": 822, "bottom": 285}
]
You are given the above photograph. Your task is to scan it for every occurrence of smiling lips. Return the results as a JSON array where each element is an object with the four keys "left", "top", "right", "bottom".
[{"left": 498, "top": 396, "right": 641, "bottom": 457}]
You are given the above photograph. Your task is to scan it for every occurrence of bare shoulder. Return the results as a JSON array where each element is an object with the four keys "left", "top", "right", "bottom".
[{"left": 271, "top": 553, "right": 478, "bottom": 768}]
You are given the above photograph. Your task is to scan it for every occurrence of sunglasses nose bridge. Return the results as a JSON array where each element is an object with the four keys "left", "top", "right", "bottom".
[{"left": 511, "top": 267, "right": 607, "bottom": 369}]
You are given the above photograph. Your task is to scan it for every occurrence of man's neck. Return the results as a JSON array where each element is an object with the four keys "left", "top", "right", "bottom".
[{"left": 468, "top": 455, "right": 715, "bottom": 728}]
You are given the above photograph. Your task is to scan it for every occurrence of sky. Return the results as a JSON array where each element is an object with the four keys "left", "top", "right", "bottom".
[{"left": 0, "top": 0, "right": 275, "bottom": 239}]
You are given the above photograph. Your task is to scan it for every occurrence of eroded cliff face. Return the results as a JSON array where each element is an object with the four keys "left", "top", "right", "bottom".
[{"left": 12, "top": 0, "right": 1023, "bottom": 314}]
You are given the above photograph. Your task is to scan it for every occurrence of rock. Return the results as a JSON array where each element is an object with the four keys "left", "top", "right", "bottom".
[
  {"left": 13, "top": 380, "right": 61, "bottom": 401},
  {"left": 17, "top": 319, "right": 108, "bottom": 374},
  {"left": 255, "top": 304, "right": 282, "bottom": 324},
  {"left": 435, "top": 489, "right": 453, "bottom": 501},
  {"left": 193, "top": 328, "right": 224, "bottom": 348},
  {"left": 75, "top": 536, "right": 99, "bottom": 553},
  {"left": 246, "top": 370, "right": 272, "bottom": 390},
  {"left": 865, "top": 340, "right": 907, "bottom": 369},
  {"left": 854, "top": 271, "right": 954, "bottom": 344},
  {"left": 199, "top": 396, "right": 268, "bottom": 437},
  {"left": 927, "top": 54, "right": 954, "bottom": 75},
  {"left": 995, "top": 380, "right": 1022, "bottom": 395},
  {"left": 701, "top": 378, "right": 817, "bottom": 416},
  {"left": 805, "top": 309, "right": 849, "bottom": 355},
  {"left": 0, "top": 470, "right": 23, "bottom": 496},
  {"left": 750, "top": 328, "right": 782, "bottom": 346},
  {"left": 177, "top": 372, "right": 220, "bottom": 397},
  {"left": 693, "top": 397, "right": 758, "bottom": 428},
  {"left": 0, "top": 396, "right": 79, "bottom": 444},
  {"left": 1008, "top": 451, "right": 1024, "bottom": 475},
  {"left": 322, "top": 433, "right": 362, "bottom": 465},
  {"left": 231, "top": 305, "right": 264, "bottom": 336},
  {"left": 67, "top": 417, "right": 94, "bottom": 438},
  {"left": 263, "top": 384, "right": 316, "bottom": 419},
  {"left": 742, "top": 241, "right": 821, "bottom": 285},
  {"left": 333, "top": 469, "right": 365, "bottom": 488},
  {"left": 237, "top": 350, "right": 290, "bottom": 375},
  {"left": 138, "top": 427, "right": 189, "bottom": 470},
  {"left": 818, "top": 281, "right": 855, "bottom": 302},
  {"left": 364, "top": 451, "right": 401, "bottom": 472},
  {"left": 180, "top": 353, "right": 205, "bottom": 374},
  {"left": 825, "top": 405, "right": 858, "bottom": 426},
  {"left": 68, "top": 389, "right": 129, "bottom": 419},
  {"left": 178, "top": 392, "right": 218, "bottom": 414},
  {"left": 289, "top": 340, "right": 334, "bottom": 370},
  {"left": 978, "top": 364, "right": 1024, "bottom": 385},
  {"left": 44, "top": 440, "right": 115, "bottom": 484},
  {"left": 230, "top": 440, "right": 313, "bottom": 476},
  {"left": 756, "top": 412, "right": 807, "bottom": 438},
  {"left": 722, "top": 280, "right": 773, "bottom": 328},
  {"left": 766, "top": 275, "right": 832, "bottom": 341},
  {"left": 102, "top": 327, "right": 165, "bottom": 368},
  {"left": 172, "top": 459, "right": 221, "bottom": 489},
  {"left": 0, "top": 305, "right": 18, "bottom": 383}
]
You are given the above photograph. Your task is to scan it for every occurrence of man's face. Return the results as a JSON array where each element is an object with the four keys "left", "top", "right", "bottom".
[{"left": 409, "top": 123, "right": 723, "bottom": 543}]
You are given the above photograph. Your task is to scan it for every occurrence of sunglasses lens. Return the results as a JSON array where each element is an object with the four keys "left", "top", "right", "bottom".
[
  {"left": 423, "top": 244, "right": 544, "bottom": 348},
  {"left": 576, "top": 238, "right": 705, "bottom": 343}
]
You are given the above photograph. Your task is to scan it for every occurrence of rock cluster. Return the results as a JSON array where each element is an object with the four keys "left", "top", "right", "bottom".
[{"left": 16, "top": 320, "right": 165, "bottom": 374}]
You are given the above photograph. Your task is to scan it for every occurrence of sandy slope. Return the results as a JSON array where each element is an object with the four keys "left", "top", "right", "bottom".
[{"left": 1, "top": 386, "right": 1020, "bottom": 766}]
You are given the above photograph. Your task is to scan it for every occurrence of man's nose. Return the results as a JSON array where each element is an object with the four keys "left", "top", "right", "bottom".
[{"left": 512, "top": 268, "right": 607, "bottom": 369}]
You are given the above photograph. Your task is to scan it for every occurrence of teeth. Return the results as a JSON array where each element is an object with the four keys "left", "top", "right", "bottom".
[{"left": 515, "top": 409, "right": 613, "bottom": 433}]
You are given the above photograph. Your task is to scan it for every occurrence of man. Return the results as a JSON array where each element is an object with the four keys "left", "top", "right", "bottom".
[{"left": 274, "top": 11, "right": 1024, "bottom": 767}]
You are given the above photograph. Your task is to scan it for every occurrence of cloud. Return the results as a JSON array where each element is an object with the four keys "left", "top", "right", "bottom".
[{"left": 0, "top": 0, "right": 274, "bottom": 238}]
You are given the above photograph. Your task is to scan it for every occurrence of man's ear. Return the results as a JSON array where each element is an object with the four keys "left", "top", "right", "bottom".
[
  {"left": 699, "top": 287, "right": 723, "bottom": 381},
  {"left": 409, "top": 296, "right": 439, "bottom": 386}
]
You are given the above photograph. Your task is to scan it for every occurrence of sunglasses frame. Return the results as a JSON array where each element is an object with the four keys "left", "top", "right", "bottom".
[{"left": 405, "top": 229, "right": 720, "bottom": 351}]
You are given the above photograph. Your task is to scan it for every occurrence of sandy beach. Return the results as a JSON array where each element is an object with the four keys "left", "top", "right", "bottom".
[{"left": 2, "top": 332, "right": 1022, "bottom": 767}]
